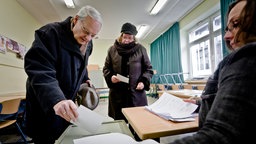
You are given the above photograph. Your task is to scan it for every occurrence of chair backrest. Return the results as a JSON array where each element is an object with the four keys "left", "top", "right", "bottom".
[
  {"left": 171, "top": 85, "right": 180, "bottom": 90},
  {"left": 183, "top": 84, "right": 193, "bottom": 89},
  {"left": 0, "top": 98, "right": 21, "bottom": 115}
]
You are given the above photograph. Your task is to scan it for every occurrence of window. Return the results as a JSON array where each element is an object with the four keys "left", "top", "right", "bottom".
[
  {"left": 189, "top": 23, "right": 209, "bottom": 43},
  {"left": 188, "top": 12, "right": 223, "bottom": 77}
]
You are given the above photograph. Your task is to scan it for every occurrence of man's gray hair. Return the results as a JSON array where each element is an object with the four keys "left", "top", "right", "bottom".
[{"left": 77, "top": 5, "right": 103, "bottom": 25}]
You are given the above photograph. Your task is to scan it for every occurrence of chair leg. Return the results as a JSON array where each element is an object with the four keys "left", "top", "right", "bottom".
[{"left": 15, "top": 122, "right": 28, "bottom": 144}]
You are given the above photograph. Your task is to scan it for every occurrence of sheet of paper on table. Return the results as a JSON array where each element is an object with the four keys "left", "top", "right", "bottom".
[
  {"left": 145, "top": 92, "right": 198, "bottom": 122},
  {"left": 117, "top": 74, "right": 129, "bottom": 83},
  {"left": 73, "top": 132, "right": 159, "bottom": 144},
  {"left": 71, "top": 105, "right": 105, "bottom": 133}
]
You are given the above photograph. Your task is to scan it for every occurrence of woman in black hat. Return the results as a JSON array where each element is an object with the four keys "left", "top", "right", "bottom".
[{"left": 103, "top": 22, "right": 153, "bottom": 121}]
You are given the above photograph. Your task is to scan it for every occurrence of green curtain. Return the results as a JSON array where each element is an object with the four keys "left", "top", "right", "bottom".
[
  {"left": 220, "top": 0, "right": 235, "bottom": 57},
  {"left": 150, "top": 22, "right": 183, "bottom": 84}
]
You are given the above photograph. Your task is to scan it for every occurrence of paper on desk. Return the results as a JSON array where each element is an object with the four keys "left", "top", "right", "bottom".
[
  {"left": 71, "top": 105, "right": 104, "bottom": 133},
  {"left": 73, "top": 132, "right": 159, "bottom": 144},
  {"left": 117, "top": 74, "right": 129, "bottom": 83},
  {"left": 145, "top": 92, "right": 198, "bottom": 122}
]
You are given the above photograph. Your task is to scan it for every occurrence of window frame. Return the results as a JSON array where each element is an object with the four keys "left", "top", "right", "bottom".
[{"left": 187, "top": 11, "right": 222, "bottom": 78}]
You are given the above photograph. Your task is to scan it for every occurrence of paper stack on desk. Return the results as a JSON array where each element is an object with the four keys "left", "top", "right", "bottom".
[{"left": 145, "top": 92, "right": 198, "bottom": 122}]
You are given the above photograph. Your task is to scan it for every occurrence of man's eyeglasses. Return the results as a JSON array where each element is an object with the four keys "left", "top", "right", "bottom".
[
  {"left": 79, "top": 20, "right": 96, "bottom": 38},
  {"left": 225, "top": 20, "right": 240, "bottom": 33}
]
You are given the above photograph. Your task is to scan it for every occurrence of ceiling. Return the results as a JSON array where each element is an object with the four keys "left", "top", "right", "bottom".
[{"left": 16, "top": 0, "right": 203, "bottom": 44}]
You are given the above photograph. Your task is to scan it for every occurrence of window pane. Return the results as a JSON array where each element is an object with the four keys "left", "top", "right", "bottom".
[
  {"left": 214, "top": 35, "right": 223, "bottom": 68},
  {"left": 191, "top": 40, "right": 211, "bottom": 77},
  {"left": 189, "top": 23, "right": 209, "bottom": 43},
  {"left": 213, "top": 15, "right": 221, "bottom": 31},
  {"left": 188, "top": 12, "right": 222, "bottom": 78}
]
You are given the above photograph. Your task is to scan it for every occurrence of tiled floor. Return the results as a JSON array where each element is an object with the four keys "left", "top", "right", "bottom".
[{"left": 0, "top": 96, "right": 193, "bottom": 143}]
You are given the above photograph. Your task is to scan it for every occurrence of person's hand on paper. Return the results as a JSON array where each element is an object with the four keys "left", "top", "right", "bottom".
[
  {"left": 183, "top": 96, "right": 201, "bottom": 105},
  {"left": 136, "top": 82, "right": 144, "bottom": 90},
  {"left": 183, "top": 99, "right": 197, "bottom": 104},
  {"left": 111, "top": 75, "right": 120, "bottom": 83},
  {"left": 53, "top": 100, "right": 79, "bottom": 122}
]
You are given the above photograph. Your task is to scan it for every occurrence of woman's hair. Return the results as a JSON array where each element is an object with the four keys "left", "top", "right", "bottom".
[
  {"left": 76, "top": 5, "right": 103, "bottom": 25},
  {"left": 235, "top": 0, "right": 256, "bottom": 44},
  {"left": 117, "top": 33, "right": 137, "bottom": 43},
  {"left": 225, "top": 1, "right": 240, "bottom": 50}
]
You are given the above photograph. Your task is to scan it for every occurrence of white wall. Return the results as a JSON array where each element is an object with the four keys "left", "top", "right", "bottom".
[
  {"left": 0, "top": 0, "right": 40, "bottom": 94},
  {"left": 89, "top": 38, "right": 150, "bottom": 69}
]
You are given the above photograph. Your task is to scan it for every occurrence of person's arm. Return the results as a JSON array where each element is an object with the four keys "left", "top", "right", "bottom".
[
  {"left": 103, "top": 46, "right": 116, "bottom": 88},
  {"left": 137, "top": 46, "right": 153, "bottom": 91},
  {"left": 25, "top": 29, "right": 66, "bottom": 111},
  {"left": 25, "top": 28, "right": 78, "bottom": 122},
  {"left": 170, "top": 51, "right": 256, "bottom": 144}
]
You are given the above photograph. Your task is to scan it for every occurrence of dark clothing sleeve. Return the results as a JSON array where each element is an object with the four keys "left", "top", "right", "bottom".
[{"left": 169, "top": 42, "right": 256, "bottom": 144}]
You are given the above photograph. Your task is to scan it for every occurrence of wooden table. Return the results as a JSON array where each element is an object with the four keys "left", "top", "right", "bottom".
[
  {"left": 0, "top": 92, "right": 26, "bottom": 103},
  {"left": 158, "top": 89, "right": 202, "bottom": 99},
  {"left": 185, "top": 80, "right": 207, "bottom": 85},
  {"left": 122, "top": 107, "right": 198, "bottom": 140}
]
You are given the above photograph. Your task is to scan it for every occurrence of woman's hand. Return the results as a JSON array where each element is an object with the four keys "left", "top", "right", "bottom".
[
  {"left": 136, "top": 82, "right": 144, "bottom": 90},
  {"left": 183, "top": 99, "right": 197, "bottom": 104},
  {"left": 111, "top": 75, "right": 120, "bottom": 83}
]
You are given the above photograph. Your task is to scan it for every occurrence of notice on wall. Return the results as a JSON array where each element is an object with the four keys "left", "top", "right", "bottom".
[{"left": 0, "top": 34, "right": 27, "bottom": 59}]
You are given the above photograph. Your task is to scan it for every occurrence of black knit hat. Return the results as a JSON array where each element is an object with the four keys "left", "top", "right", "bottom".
[{"left": 121, "top": 22, "right": 138, "bottom": 35}]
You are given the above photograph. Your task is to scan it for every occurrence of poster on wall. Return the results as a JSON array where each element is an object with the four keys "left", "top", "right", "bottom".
[
  {"left": 0, "top": 34, "right": 27, "bottom": 59},
  {"left": 0, "top": 35, "right": 6, "bottom": 53}
]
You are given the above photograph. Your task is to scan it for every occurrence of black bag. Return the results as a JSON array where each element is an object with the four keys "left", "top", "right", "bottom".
[{"left": 77, "top": 83, "right": 99, "bottom": 110}]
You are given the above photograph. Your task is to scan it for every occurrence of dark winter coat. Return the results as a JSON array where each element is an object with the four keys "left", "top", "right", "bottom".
[
  {"left": 170, "top": 42, "right": 256, "bottom": 144},
  {"left": 24, "top": 17, "right": 92, "bottom": 143},
  {"left": 103, "top": 40, "right": 153, "bottom": 120}
]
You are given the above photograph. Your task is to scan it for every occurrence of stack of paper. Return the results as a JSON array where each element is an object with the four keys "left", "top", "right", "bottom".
[{"left": 145, "top": 92, "right": 198, "bottom": 122}]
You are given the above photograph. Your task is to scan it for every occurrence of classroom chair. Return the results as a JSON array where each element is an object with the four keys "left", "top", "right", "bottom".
[
  {"left": 171, "top": 84, "right": 180, "bottom": 90},
  {"left": 0, "top": 98, "right": 30, "bottom": 144}
]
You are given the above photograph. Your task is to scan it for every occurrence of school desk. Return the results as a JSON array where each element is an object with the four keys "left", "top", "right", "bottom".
[
  {"left": 0, "top": 92, "right": 26, "bottom": 103},
  {"left": 122, "top": 106, "right": 198, "bottom": 140}
]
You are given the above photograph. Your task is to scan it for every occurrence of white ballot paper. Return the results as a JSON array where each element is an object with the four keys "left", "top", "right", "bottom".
[
  {"left": 71, "top": 105, "right": 104, "bottom": 133},
  {"left": 145, "top": 92, "right": 198, "bottom": 122},
  {"left": 117, "top": 74, "right": 129, "bottom": 83},
  {"left": 73, "top": 132, "right": 159, "bottom": 144}
]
